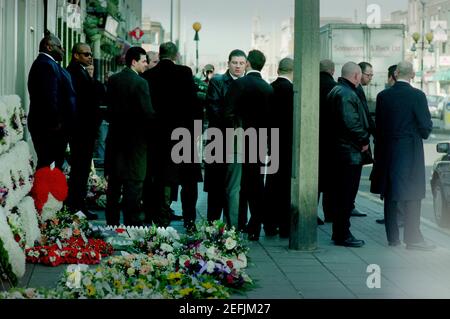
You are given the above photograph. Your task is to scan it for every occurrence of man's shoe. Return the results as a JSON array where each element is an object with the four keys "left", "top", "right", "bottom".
[
  {"left": 264, "top": 228, "right": 279, "bottom": 236},
  {"left": 388, "top": 240, "right": 401, "bottom": 247},
  {"left": 406, "top": 241, "right": 436, "bottom": 251},
  {"left": 83, "top": 210, "right": 98, "bottom": 221},
  {"left": 170, "top": 212, "right": 183, "bottom": 221},
  {"left": 248, "top": 234, "right": 259, "bottom": 241},
  {"left": 317, "top": 217, "right": 325, "bottom": 225},
  {"left": 334, "top": 236, "right": 365, "bottom": 247},
  {"left": 351, "top": 209, "right": 367, "bottom": 217},
  {"left": 376, "top": 218, "right": 385, "bottom": 224}
]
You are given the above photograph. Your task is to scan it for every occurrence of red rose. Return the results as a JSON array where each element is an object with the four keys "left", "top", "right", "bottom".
[{"left": 226, "top": 260, "right": 234, "bottom": 268}]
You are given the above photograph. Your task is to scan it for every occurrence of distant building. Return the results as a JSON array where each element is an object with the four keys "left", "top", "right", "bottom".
[
  {"left": 141, "top": 18, "right": 165, "bottom": 52},
  {"left": 251, "top": 15, "right": 278, "bottom": 82}
]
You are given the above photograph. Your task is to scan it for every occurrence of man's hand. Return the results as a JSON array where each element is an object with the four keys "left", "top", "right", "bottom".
[{"left": 362, "top": 144, "right": 369, "bottom": 152}]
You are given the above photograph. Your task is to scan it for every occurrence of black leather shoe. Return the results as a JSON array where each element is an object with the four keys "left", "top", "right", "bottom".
[
  {"left": 83, "top": 210, "right": 98, "bottom": 221},
  {"left": 406, "top": 241, "right": 436, "bottom": 251},
  {"left": 248, "top": 234, "right": 259, "bottom": 241},
  {"left": 170, "top": 212, "right": 183, "bottom": 221},
  {"left": 388, "top": 240, "right": 401, "bottom": 247},
  {"left": 317, "top": 217, "right": 324, "bottom": 225},
  {"left": 264, "top": 229, "right": 279, "bottom": 236},
  {"left": 334, "top": 236, "right": 365, "bottom": 247},
  {"left": 351, "top": 209, "right": 367, "bottom": 217},
  {"left": 376, "top": 218, "right": 385, "bottom": 224}
]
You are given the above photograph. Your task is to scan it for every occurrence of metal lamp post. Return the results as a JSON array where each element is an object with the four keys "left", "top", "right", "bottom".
[
  {"left": 192, "top": 22, "right": 201, "bottom": 74},
  {"left": 411, "top": 0, "right": 433, "bottom": 90}
]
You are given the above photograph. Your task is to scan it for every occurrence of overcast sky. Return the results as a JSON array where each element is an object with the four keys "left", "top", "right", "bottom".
[{"left": 142, "top": 0, "right": 409, "bottom": 65}]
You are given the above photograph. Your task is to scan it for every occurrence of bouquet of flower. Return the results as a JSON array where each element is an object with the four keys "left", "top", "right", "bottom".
[
  {"left": 157, "top": 270, "right": 230, "bottom": 299},
  {"left": 132, "top": 225, "right": 183, "bottom": 258},
  {"left": 39, "top": 208, "right": 90, "bottom": 245},
  {"left": 86, "top": 174, "right": 107, "bottom": 209},
  {"left": 30, "top": 166, "right": 68, "bottom": 224},
  {"left": 188, "top": 220, "right": 249, "bottom": 256},
  {"left": 25, "top": 238, "right": 113, "bottom": 267},
  {"left": 179, "top": 220, "right": 252, "bottom": 289},
  {"left": 56, "top": 262, "right": 164, "bottom": 299}
]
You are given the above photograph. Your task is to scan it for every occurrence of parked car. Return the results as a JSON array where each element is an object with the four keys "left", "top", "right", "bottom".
[
  {"left": 426, "top": 95, "right": 446, "bottom": 119},
  {"left": 430, "top": 142, "right": 450, "bottom": 227}
]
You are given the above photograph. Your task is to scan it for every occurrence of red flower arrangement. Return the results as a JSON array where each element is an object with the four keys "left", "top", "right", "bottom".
[
  {"left": 30, "top": 167, "right": 68, "bottom": 213},
  {"left": 25, "top": 237, "right": 113, "bottom": 267}
]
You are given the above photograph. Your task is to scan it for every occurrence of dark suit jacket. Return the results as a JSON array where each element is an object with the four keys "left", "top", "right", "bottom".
[
  {"left": 224, "top": 71, "right": 273, "bottom": 163},
  {"left": 206, "top": 71, "right": 235, "bottom": 128},
  {"left": 374, "top": 81, "right": 432, "bottom": 200},
  {"left": 269, "top": 77, "right": 293, "bottom": 177},
  {"left": 27, "top": 53, "right": 76, "bottom": 136},
  {"left": 203, "top": 70, "right": 236, "bottom": 191},
  {"left": 66, "top": 61, "right": 102, "bottom": 137},
  {"left": 142, "top": 59, "right": 202, "bottom": 184},
  {"left": 319, "top": 72, "right": 337, "bottom": 191},
  {"left": 105, "top": 67, "right": 155, "bottom": 181}
]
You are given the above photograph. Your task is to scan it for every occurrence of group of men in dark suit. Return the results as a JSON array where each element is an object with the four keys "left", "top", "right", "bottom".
[
  {"left": 28, "top": 33, "right": 102, "bottom": 220},
  {"left": 320, "top": 58, "right": 435, "bottom": 250}
]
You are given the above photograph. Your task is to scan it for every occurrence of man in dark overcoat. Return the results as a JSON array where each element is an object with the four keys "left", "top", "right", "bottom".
[
  {"left": 65, "top": 43, "right": 102, "bottom": 220},
  {"left": 28, "top": 32, "right": 75, "bottom": 169},
  {"left": 142, "top": 42, "right": 201, "bottom": 230},
  {"left": 264, "top": 57, "right": 294, "bottom": 238},
  {"left": 374, "top": 61, "right": 434, "bottom": 250},
  {"left": 104, "top": 46, "right": 155, "bottom": 226},
  {"left": 319, "top": 59, "right": 337, "bottom": 224}
]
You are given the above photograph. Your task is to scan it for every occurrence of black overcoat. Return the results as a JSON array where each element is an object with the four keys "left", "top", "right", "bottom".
[{"left": 373, "top": 81, "right": 432, "bottom": 200}]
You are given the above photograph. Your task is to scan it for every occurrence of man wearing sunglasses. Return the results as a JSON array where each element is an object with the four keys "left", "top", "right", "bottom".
[{"left": 65, "top": 43, "right": 102, "bottom": 220}]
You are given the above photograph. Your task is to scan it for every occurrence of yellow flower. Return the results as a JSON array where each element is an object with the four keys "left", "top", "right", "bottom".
[
  {"left": 135, "top": 282, "right": 145, "bottom": 291},
  {"left": 86, "top": 285, "right": 96, "bottom": 297},
  {"left": 167, "top": 272, "right": 182, "bottom": 280},
  {"left": 179, "top": 287, "right": 193, "bottom": 296},
  {"left": 202, "top": 282, "right": 214, "bottom": 290},
  {"left": 113, "top": 280, "right": 122, "bottom": 289}
]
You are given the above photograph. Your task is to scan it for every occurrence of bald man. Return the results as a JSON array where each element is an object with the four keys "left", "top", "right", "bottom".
[
  {"left": 375, "top": 61, "right": 434, "bottom": 250},
  {"left": 327, "top": 62, "right": 372, "bottom": 247}
]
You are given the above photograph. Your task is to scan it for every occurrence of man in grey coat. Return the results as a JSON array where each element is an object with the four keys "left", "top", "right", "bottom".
[
  {"left": 104, "top": 46, "right": 155, "bottom": 226},
  {"left": 375, "top": 61, "right": 434, "bottom": 250}
]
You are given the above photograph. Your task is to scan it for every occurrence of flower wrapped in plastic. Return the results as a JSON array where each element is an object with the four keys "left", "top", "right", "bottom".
[{"left": 30, "top": 167, "right": 68, "bottom": 221}]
